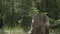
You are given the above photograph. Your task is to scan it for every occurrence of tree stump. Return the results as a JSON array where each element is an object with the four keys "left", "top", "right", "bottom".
[{"left": 29, "top": 13, "right": 49, "bottom": 34}]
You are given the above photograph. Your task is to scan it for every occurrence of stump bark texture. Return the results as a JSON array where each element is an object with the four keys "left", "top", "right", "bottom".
[{"left": 30, "top": 13, "right": 49, "bottom": 34}]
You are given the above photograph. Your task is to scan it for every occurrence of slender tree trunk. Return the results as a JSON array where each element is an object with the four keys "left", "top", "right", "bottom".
[
  {"left": 0, "top": 0, "right": 5, "bottom": 34},
  {"left": 0, "top": 0, "right": 3, "bottom": 29}
]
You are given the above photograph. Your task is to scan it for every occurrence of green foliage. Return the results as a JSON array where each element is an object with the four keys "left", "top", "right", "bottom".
[{"left": 1, "top": 0, "right": 60, "bottom": 34}]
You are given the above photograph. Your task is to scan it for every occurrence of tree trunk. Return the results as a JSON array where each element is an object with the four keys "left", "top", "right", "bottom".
[
  {"left": 0, "top": 0, "right": 3, "bottom": 29},
  {"left": 30, "top": 13, "right": 49, "bottom": 34}
]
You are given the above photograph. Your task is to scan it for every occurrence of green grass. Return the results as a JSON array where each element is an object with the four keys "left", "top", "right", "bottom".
[{"left": 2, "top": 26, "right": 28, "bottom": 34}]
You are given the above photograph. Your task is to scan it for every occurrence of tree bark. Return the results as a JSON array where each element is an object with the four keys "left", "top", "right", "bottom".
[
  {"left": 0, "top": 0, "right": 3, "bottom": 29},
  {"left": 30, "top": 13, "right": 49, "bottom": 34}
]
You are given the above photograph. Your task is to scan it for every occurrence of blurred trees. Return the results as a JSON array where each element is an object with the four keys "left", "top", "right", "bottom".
[
  {"left": 0, "top": 0, "right": 3, "bottom": 29},
  {"left": 0, "top": 0, "right": 60, "bottom": 34}
]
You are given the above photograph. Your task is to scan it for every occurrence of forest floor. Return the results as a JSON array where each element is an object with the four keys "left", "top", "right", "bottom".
[{"left": 0, "top": 27, "right": 28, "bottom": 34}]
